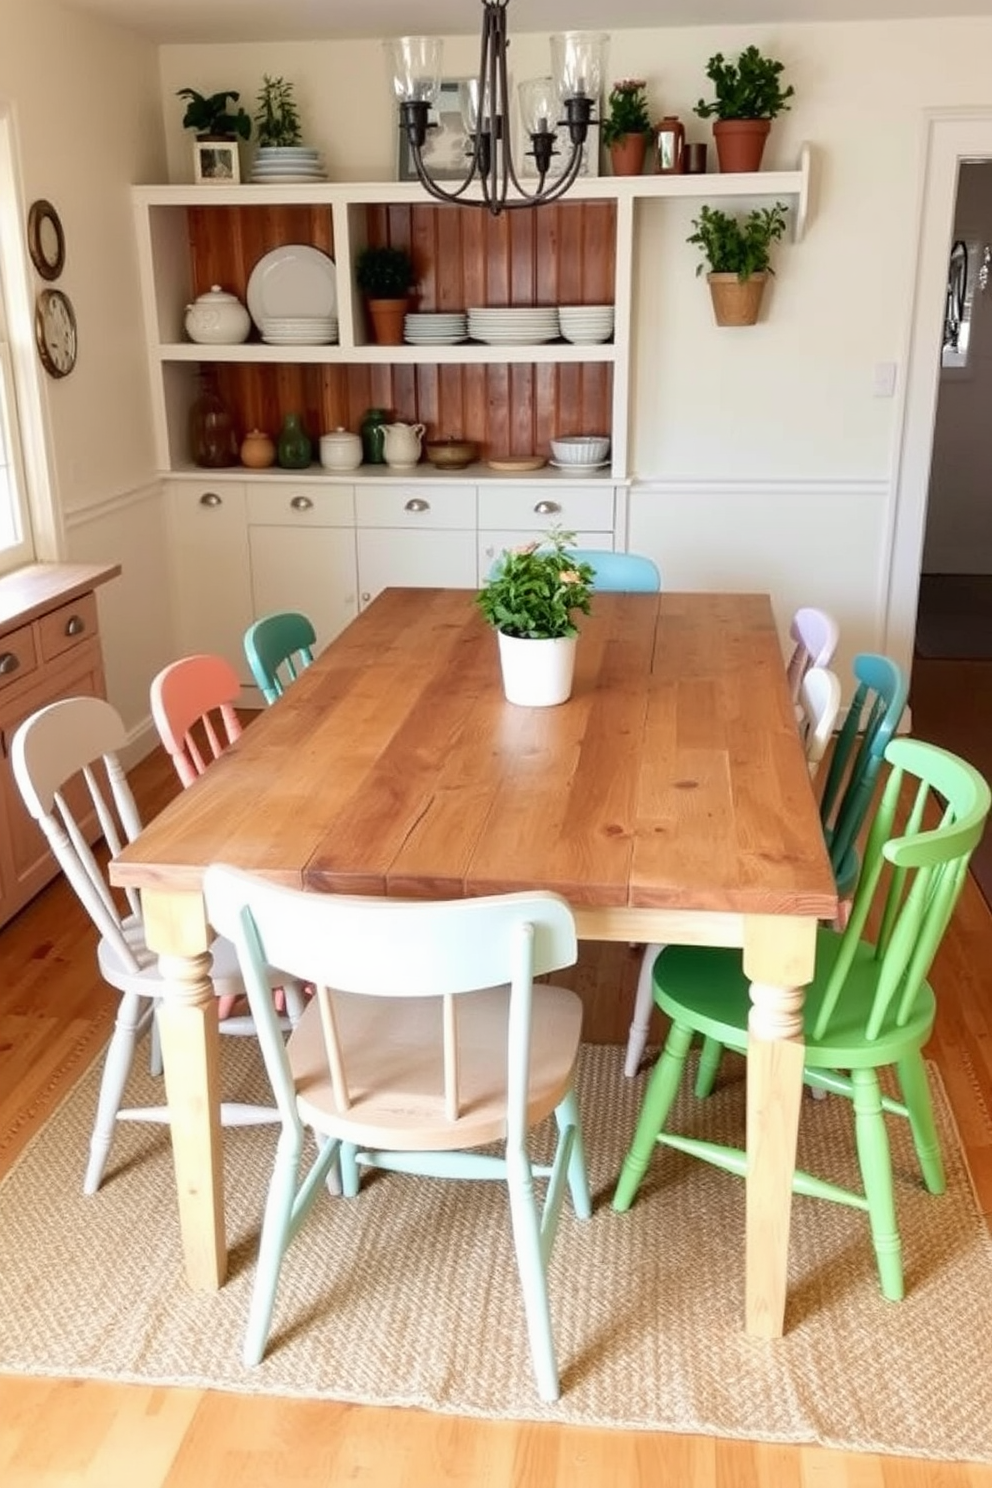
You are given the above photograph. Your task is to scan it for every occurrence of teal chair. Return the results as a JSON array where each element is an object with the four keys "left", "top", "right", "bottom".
[
  {"left": 202, "top": 867, "right": 590, "bottom": 1401},
  {"left": 614, "top": 737, "right": 990, "bottom": 1301},
  {"left": 487, "top": 548, "right": 660, "bottom": 592},
  {"left": 244, "top": 611, "right": 316, "bottom": 704}
]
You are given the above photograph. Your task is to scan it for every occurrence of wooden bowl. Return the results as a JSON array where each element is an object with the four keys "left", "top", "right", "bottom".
[{"left": 425, "top": 439, "right": 479, "bottom": 470}]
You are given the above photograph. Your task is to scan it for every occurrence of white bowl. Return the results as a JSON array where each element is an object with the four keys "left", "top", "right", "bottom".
[{"left": 550, "top": 435, "right": 611, "bottom": 465}]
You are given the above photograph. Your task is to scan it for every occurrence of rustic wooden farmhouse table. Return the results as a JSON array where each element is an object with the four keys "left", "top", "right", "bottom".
[{"left": 110, "top": 588, "right": 837, "bottom": 1338}]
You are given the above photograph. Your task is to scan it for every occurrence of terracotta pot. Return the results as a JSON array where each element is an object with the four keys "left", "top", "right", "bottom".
[
  {"left": 609, "top": 133, "right": 648, "bottom": 177},
  {"left": 707, "top": 272, "right": 767, "bottom": 327},
  {"left": 367, "top": 297, "right": 408, "bottom": 345},
  {"left": 712, "top": 118, "right": 771, "bottom": 174}
]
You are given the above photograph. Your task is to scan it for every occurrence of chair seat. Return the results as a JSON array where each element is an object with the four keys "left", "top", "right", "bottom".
[
  {"left": 290, "top": 982, "right": 583, "bottom": 1151},
  {"left": 654, "top": 931, "right": 936, "bottom": 1070}
]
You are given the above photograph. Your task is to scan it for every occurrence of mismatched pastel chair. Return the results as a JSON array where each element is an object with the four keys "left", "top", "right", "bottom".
[
  {"left": 10, "top": 696, "right": 295, "bottom": 1195},
  {"left": 244, "top": 611, "right": 317, "bottom": 704},
  {"left": 149, "top": 652, "right": 243, "bottom": 788},
  {"left": 203, "top": 866, "right": 591, "bottom": 1402},
  {"left": 786, "top": 606, "right": 840, "bottom": 705},
  {"left": 614, "top": 737, "right": 990, "bottom": 1302},
  {"left": 564, "top": 549, "right": 661, "bottom": 593},
  {"left": 623, "top": 662, "right": 844, "bottom": 1078}
]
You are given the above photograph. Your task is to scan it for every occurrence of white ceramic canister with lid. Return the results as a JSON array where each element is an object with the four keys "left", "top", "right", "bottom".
[
  {"left": 319, "top": 427, "right": 364, "bottom": 471},
  {"left": 184, "top": 285, "right": 251, "bottom": 345}
]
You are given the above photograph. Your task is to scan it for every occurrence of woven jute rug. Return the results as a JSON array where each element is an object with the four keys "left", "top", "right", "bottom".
[{"left": 2, "top": 1038, "right": 991, "bottom": 1461}]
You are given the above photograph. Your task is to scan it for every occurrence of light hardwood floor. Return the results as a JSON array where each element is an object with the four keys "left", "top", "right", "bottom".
[{"left": 1, "top": 737, "right": 991, "bottom": 1487}]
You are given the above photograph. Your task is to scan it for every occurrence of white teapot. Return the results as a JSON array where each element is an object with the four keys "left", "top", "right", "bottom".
[
  {"left": 382, "top": 421, "right": 425, "bottom": 469},
  {"left": 184, "top": 285, "right": 251, "bottom": 345}
]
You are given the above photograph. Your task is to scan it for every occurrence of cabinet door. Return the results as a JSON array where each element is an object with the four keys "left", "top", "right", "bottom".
[
  {"left": 249, "top": 525, "right": 358, "bottom": 653},
  {"left": 168, "top": 482, "right": 253, "bottom": 681},
  {"left": 357, "top": 529, "right": 477, "bottom": 608}
]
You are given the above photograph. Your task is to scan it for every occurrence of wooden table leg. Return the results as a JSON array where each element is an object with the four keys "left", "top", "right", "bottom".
[
  {"left": 742, "top": 914, "right": 818, "bottom": 1338},
  {"left": 142, "top": 887, "right": 226, "bottom": 1291}
]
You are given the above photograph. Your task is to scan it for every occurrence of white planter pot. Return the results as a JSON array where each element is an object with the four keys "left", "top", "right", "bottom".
[{"left": 497, "top": 631, "right": 577, "bottom": 707}]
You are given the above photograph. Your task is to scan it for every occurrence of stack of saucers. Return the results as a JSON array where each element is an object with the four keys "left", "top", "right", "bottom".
[
  {"left": 259, "top": 315, "right": 338, "bottom": 345},
  {"left": 467, "top": 306, "right": 560, "bottom": 345},
  {"left": 558, "top": 304, "right": 615, "bottom": 345},
  {"left": 250, "top": 146, "right": 328, "bottom": 184},
  {"left": 404, "top": 312, "right": 467, "bottom": 346}
]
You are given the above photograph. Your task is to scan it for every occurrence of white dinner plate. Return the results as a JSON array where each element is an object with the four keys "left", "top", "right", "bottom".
[
  {"left": 548, "top": 458, "right": 611, "bottom": 471},
  {"left": 246, "top": 245, "right": 337, "bottom": 327}
]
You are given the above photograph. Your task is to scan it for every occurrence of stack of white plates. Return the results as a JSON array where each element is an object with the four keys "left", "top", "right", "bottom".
[
  {"left": 467, "top": 306, "right": 560, "bottom": 345},
  {"left": 404, "top": 312, "right": 467, "bottom": 345},
  {"left": 558, "top": 304, "right": 615, "bottom": 345},
  {"left": 250, "top": 146, "right": 328, "bottom": 184},
  {"left": 259, "top": 315, "right": 338, "bottom": 345}
]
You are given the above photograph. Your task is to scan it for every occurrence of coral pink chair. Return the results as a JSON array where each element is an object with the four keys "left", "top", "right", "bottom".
[{"left": 150, "top": 653, "right": 243, "bottom": 788}]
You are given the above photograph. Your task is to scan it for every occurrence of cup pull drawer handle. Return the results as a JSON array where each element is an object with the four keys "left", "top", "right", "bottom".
[
  {"left": 534, "top": 500, "right": 560, "bottom": 515},
  {"left": 0, "top": 652, "right": 19, "bottom": 675},
  {"left": 199, "top": 491, "right": 222, "bottom": 508},
  {"left": 65, "top": 614, "right": 86, "bottom": 637},
  {"left": 404, "top": 498, "right": 430, "bottom": 513},
  {"left": 290, "top": 495, "right": 314, "bottom": 511}
]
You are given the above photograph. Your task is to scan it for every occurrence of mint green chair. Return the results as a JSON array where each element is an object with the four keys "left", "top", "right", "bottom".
[
  {"left": 614, "top": 737, "right": 990, "bottom": 1301},
  {"left": 202, "top": 866, "right": 591, "bottom": 1401},
  {"left": 244, "top": 611, "right": 316, "bottom": 704}
]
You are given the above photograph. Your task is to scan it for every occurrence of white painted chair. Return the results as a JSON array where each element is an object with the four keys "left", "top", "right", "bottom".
[
  {"left": 623, "top": 663, "right": 843, "bottom": 1079},
  {"left": 786, "top": 606, "right": 840, "bottom": 705},
  {"left": 10, "top": 696, "right": 303, "bottom": 1195},
  {"left": 203, "top": 865, "right": 591, "bottom": 1402}
]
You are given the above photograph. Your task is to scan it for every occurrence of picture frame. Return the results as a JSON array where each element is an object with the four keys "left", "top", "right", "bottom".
[
  {"left": 397, "top": 79, "right": 473, "bottom": 183},
  {"left": 193, "top": 140, "right": 241, "bottom": 185}
]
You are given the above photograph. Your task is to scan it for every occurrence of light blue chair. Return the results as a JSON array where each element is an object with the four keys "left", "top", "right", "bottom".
[
  {"left": 564, "top": 549, "right": 661, "bottom": 593},
  {"left": 203, "top": 866, "right": 591, "bottom": 1402},
  {"left": 244, "top": 611, "right": 316, "bottom": 704}
]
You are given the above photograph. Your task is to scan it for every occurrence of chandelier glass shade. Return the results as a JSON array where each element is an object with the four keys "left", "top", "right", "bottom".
[{"left": 386, "top": 2, "right": 608, "bottom": 215}]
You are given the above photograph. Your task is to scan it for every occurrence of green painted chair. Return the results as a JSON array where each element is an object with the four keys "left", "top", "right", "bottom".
[
  {"left": 613, "top": 736, "right": 990, "bottom": 1301},
  {"left": 244, "top": 611, "right": 316, "bottom": 704}
]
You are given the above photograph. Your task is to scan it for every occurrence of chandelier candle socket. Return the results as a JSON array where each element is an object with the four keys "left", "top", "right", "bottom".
[{"left": 387, "top": 2, "right": 607, "bottom": 215}]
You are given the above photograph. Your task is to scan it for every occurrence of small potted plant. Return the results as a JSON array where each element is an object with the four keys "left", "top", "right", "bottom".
[
  {"left": 355, "top": 244, "right": 416, "bottom": 346},
  {"left": 686, "top": 201, "right": 789, "bottom": 326},
  {"left": 476, "top": 529, "right": 595, "bottom": 707},
  {"left": 177, "top": 88, "right": 251, "bottom": 184},
  {"left": 693, "top": 46, "right": 794, "bottom": 173},
  {"left": 254, "top": 75, "right": 303, "bottom": 148},
  {"left": 601, "top": 79, "right": 652, "bottom": 177}
]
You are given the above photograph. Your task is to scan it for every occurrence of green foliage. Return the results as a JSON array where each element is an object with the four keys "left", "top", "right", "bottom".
[
  {"left": 601, "top": 79, "right": 652, "bottom": 147},
  {"left": 255, "top": 75, "right": 302, "bottom": 148},
  {"left": 476, "top": 529, "right": 595, "bottom": 640},
  {"left": 355, "top": 245, "right": 415, "bottom": 299},
  {"left": 176, "top": 88, "right": 252, "bottom": 141},
  {"left": 687, "top": 202, "right": 789, "bottom": 280},
  {"left": 693, "top": 46, "right": 794, "bottom": 121}
]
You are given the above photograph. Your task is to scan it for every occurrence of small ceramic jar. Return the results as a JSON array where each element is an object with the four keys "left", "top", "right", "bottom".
[
  {"left": 320, "top": 427, "right": 363, "bottom": 471},
  {"left": 240, "top": 428, "right": 276, "bottom": 468},
  {"left": 184, "top": 285, "right": 251, "bottom": 345}
]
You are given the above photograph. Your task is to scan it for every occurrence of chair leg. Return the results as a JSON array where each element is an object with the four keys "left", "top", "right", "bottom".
[
  {"left": 338, "top": 1141, "right": 360, "bottom": 1197},
  {"left": 624, "top": 943, "right": 662, "bottom": 1077},
  {"left": 896, "top": 1052, "right": 946, "bottom": 1194},
  {"left": 851, "top": 1067, "right": 904, "bottom": 1301},
  {"left": 148, "top": 1006, "right": 163, "bottom": 1078},
  {"left": 613, "top": 1020, "right": 694, "bottom": 1212},
  {"left": 694, "top": 1035, "right": 723, "bottom": 1098},
  {"left": 505, "top": 1147, "right": 560, "bottom": 1402},
  {"left": 244, "top": 1129, "right": 304, "bottom": 1366},
  {"left": 554, "top": 1089, "right": 591, "bottom": 1220},
  {"left": 84, "top": 991, "right": 150, "bottom": 1195}
]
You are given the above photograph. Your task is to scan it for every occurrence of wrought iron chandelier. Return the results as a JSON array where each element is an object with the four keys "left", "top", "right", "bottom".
[{"left": 387, "top": 2, "right": 607, "bottom": 216}]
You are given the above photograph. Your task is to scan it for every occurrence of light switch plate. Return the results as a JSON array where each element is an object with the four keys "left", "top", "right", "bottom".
[{"left": 873, "top": 361, "right": 897, "bottom": 397}]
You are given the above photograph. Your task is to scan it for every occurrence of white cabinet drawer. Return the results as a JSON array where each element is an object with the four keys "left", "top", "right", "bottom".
[
  {"left": 246, "top": 481, "right": 355, "bottom": 527},
  {"left": 355, "top": 483, "right": 476, "bottom": 530},
  {"left": 478, "top": 484, "right": 615, "bottom": 532}
]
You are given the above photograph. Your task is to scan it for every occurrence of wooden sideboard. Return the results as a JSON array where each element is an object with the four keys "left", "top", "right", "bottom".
[{"left": 0, "top": 561, "right": 120, "bottom": 928}]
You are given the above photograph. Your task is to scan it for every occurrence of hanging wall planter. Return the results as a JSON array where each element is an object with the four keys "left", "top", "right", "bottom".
[
  {"left": 687, "top": 202, "right": 789, "bottom": 327},
  {"left": 707, "top": 272, "right": 767, "bottom": 327}
]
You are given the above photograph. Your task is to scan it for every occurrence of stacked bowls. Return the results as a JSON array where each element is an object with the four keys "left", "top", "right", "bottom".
[
  {"left": 558, "top": 305, "right": 615, "bottom": 345},
  {"left": 404, "top": 312, "right": 467, "bottom": 346}
]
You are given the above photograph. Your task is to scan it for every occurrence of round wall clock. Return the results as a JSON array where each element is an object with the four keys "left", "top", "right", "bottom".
[
  {"left": 27, "top": 199, "right": 66, "bottom": 281},
  {"left": 34, "top": 288, "right": 77, "bottom": 378}
]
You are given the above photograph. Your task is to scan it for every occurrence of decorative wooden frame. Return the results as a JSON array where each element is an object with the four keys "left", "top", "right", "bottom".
[{"left": 193, "top": 140, "right": 240, "bottom": 185}]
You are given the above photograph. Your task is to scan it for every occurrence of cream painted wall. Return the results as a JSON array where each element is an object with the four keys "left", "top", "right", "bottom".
[{"left": 0, "top": 0, "right": 173, "bottom": 744}]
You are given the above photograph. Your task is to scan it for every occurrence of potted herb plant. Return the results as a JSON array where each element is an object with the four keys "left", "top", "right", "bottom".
[
  {"left": 601, "top": 79, "right": 652, "bottom": 177},
  {"left": 177, "top": 88, "right": 251, "bottom": 184},
  {"left": 693, "top": 46, "right": 794, "bottom": 173},
  {"left": 355, "top": 244, "right": 415, "bottom": 346},
  {"left": 254, "top": 75, "right": 303, "bottom": 148},
  {"left": 686, "top": 201, "right": 789, "bottom": 325},
  {"left": 476, "top": 529, "right": 595, "bottom": 706}
]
